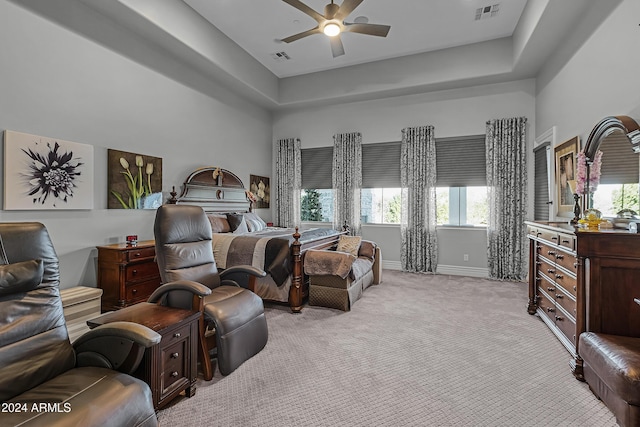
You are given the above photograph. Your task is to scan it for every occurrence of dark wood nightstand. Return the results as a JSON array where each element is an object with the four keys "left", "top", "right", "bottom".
[
  {"left": 96, "top": 241, "right": 161, "bottom": 311},
  {"left": 88, "top": 303, "right": 200, "bottom": 409}
]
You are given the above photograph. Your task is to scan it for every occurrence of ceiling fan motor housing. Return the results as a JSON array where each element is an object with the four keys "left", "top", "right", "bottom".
[{"left": 324, "top": 2, "right": 339, "bottom": 19}]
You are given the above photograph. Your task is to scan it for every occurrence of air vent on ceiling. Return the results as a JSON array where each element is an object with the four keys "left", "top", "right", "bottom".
[
  {"left": 475, "top": 4, "right": 500, "bottom": 20},
  {"left": 270, "top": 51, "right": 292, "bottom": 62}
]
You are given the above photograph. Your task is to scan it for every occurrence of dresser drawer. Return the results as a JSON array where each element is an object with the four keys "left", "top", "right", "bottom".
[
  {"left": 537, "top": 242, "right": 560, "bottom": 265},
  {"left": 126, "top": 246, "right": 156, "bottom": 262},
  {"left": 161, "top": 323, "right": 192, "bottom": 346},
  {"left": 125, "top": 279, "right": 160, "bottom": 303},
  {"left": 553, "top": 251, "right": 578, "bottom": 274},
  {"left": 161, "top": 339, "right": 188, "bottom": 395},
  {"left": 538, "top": 229, "right": 559, "bottom": 245},
  {"left": 536, "top": 256, "right": 557, "bottom": 279},
  {"left": 553, "top": 287, "right": 577, "bottom": 320},
  {"left": 554, "top": 271, "right": 577, "bottom": 298},
  {"left": 125, "top": 261, "right": 160, "bottom": 283},
  {"left": 558, "top": 233, "right": 575, "bottom": 251},
  {"left": 537, "top": 288, "right": 557, "bottom": 321},
  {"left": 554, "top": 308, "right": 577, "bottom": 347}
]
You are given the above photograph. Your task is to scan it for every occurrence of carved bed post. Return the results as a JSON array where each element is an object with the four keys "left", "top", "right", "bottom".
[{"left": 289, "top": 227, "right": 303, "bottom": 313}]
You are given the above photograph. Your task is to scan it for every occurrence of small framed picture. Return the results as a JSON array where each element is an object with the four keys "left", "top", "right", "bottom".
[{"left": 554, "top": 136, "right": 580, "bottom": 217}]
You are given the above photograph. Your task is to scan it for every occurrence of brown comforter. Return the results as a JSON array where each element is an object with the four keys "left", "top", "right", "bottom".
[{"left": 212, "top": 228, "right": 339, "bottom": 286}]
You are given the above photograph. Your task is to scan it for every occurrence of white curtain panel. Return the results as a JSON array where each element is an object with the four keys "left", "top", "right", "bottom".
[
  {"left": 486, "top": 117, "right": 528, "bottom": 280},
  {"left": 274, "top": 138, "right": 301, "bottom": 228},
  {"left": 332, "top": 132, "right": 362, "bottom": 235},
  {"left": 401, "top": 126, "right": 438, "bottom": 273}
]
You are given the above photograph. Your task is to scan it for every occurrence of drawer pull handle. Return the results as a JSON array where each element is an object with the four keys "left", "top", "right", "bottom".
[
  {"left": 555, "top": 294, "right": 563, "bottom": 299},
  {"left": 132, "top": 270, "right": 137, "bottom": 275},
  {"left": 547, "top": 251, "right": 556, "bottom": 256},
  {"left": 174, "top": 333, "right": 181, "bottom": 338},
  {"left": 547, "top": 269, "right": 555, "bottom": 274},
  {"left": 556, "top": 254, "right": 564, "bottom": 260},
  {"left": 536, "top": 261, "right": 542, "bottom": 266},
  {"left": 555, "top": 274, "right": 563, "bottom": 280},
  {"left": 171, "top": 352, "right": 179, "bottom": 359},
  {"left": 547, "top": 307, "right": 555, "bottom": 312},
  {"left": 573, "top": 286, "right": 577, "bottom": 292},
  {"left": 170, "top": 371, "right": 179, "bottom": 378},
  {"left": 535, "top": 277, "right": 541, "bottom": 282},
  {"left": 547, "top": 287, "right": 555, "bottom": 292},
  {"left": 555, "top": 315, "right": 564, "bottom": 321},
  {"left": 132, "top": 289, "right": 137, "bottom": 294},
  {"left": 573, "top": 262, "right": 578, "bottom": 268},
  {"left": 134, "top": 252, "right": 141, "bottom": 257},
  {"left": 551, "top": 236, "right": 558, "bottom": 241},
  {"left": 562, "top": 239, "right": 570, "bottom": 244}
]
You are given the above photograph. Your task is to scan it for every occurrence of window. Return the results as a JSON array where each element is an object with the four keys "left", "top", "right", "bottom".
[
  {"left": 301, "top": 147, "right": 333, "bottom": 222},
  {"left": 436, "top": 187, "right": 488, "bottom": 226},
  {"left": 435, "top": 135, "right": 487, "bottom": 226},
  {"left": 361, "top": 188, "right": 401, "bottom": 224},
  {"left": 300, "top": 189, "right": 333, "bottom": 222}
]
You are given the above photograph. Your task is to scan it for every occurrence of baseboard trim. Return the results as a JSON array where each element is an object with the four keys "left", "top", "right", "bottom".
[
  {"left": 436, "top": 265, "right": 489, "bottom": 278},
  {"left": 382, "top": 260, "right": 402, "bottom": 270}
]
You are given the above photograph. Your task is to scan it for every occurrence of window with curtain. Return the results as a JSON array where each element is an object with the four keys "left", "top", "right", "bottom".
[
  {"left": 592, "top": 135, "right": 640, "bottom": 217},
  {"left": 435, "top": 135, "right": 487, "bottom": 226},
  {"left": 301, "top": 147, "right": 333, "bottom": 222},
  {"left": 361, "top": 141, "right": 401, "bottom": 224}
]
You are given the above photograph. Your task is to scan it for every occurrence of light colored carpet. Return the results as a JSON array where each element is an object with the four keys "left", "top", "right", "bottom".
[{"left": 157, "top": 271, "right": 616, "bottom": 426}]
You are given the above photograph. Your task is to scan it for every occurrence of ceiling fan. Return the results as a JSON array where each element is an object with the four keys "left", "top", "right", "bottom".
[{"left": 280, "top": 0, "right": 391, "bottom": 58}]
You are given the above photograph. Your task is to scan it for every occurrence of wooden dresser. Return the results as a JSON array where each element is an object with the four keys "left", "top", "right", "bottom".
[
  {"left": 526, "top": 221, "right": 640, "bottom": 378},
  {"left": 96, "top": 241, "right": 161, "bottom": 311}
]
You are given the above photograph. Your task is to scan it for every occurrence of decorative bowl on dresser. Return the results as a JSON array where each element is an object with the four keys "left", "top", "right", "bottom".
[
  {"left": 96, "top": 240, "right": 161, "bottom": 311},
  {"left": 526, "top": 221, "right": 640, "bottom": 379}
]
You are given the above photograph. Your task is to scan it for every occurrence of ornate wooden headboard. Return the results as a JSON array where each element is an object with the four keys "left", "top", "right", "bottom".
[{"left": 168, "top": 166, "right": 251, "bottom": 213}]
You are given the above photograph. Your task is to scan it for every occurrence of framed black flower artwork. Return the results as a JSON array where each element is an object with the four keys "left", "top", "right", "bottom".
[{"left": 3, "top": 130, "right": 94, "bottom": 210}]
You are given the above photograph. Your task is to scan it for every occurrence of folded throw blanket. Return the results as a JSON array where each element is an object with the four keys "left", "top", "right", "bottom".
[{"left": 304, "top": 249, "right": 356, "bottom": 279}]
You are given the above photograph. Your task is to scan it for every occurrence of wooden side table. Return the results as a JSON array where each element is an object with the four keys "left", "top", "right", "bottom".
[
  {"left": 96, "top": 241, "right": 161, "bottom": 311},
  {"left": 88, "top": 303, "right": 200, "bottom": 409}
]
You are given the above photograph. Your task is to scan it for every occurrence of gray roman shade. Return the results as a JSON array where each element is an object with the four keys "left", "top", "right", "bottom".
[
  {"left": 301, "top": 146, "right": 333, "bottom": 189},
  {"left": 435, "top": 135, "right": 486, "bottom": 187},
  {"left": 533, "top": 142, "right": 551, "bottom": 221},
  {"left": 362, "top": 141, "right": 401, "bottom": 188},
  {"left": 599, "top": 134, "right": 640, "bottom": 184}
]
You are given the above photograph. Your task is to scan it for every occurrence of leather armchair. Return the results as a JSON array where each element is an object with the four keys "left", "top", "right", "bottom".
[
  {"left": 0, "top": 222, "right": 160, "bottom": 427},
  {"left": 151, "top": 204, "right": 268, "bottom": 380}
]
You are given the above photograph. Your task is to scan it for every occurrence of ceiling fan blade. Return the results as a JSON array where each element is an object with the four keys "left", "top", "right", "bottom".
[
  {"left": 335, "top": 0, "right": 365, "bottom": 21},
  {"left": 282, "top": 26, "right": 321, "bottom": 43},
  {"left": 343, "top": 22, "right": 391, "bottom": 37},
  {"left": 330, "top": 35, "right": 345, "bottom": 57},
  {"left": 282, "top": 0, "right": 325, "bottom": 23}
]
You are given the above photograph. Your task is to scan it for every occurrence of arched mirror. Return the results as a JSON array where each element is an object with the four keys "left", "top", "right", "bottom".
[{"left": 580, "top": 116, "right": 640, "bottom": 225}]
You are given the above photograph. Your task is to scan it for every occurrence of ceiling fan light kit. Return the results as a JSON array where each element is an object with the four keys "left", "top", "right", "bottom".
[{"left": 281, "top": 0, "right": 391, "bottom": 57}]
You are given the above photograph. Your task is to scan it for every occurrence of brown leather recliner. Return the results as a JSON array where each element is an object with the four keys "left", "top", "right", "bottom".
[
  {"left": 0, "top": 222, "right": 160, "bottom": 427},
  {"left": 579, "top": 332, "right": 640, "bottom": 426},
  {"left": 149, "top": 204, "right": 268, "bottom": 380}
]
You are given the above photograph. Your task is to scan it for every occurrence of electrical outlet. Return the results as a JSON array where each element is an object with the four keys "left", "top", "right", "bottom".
[{"left": 463, "top": 254, "right": 469, "bottom": 261}]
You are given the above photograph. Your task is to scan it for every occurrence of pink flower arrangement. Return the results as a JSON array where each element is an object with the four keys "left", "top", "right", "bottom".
[
  {"left": 246, "top": 190, "right": 257, "bottom": 203},
  {"left": 575, "top": 150, "right": 602, "bottom": 196}
]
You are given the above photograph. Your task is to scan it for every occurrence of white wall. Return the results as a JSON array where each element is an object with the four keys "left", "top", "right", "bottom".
[
  {"left": 0, "top": 1, "right": 273, "bottom": 288},
  {"left": 536, "top": 0, "right": 640, "bottom": 145},
  {"left": 274, "top": 79, "right": 536, "bottom": 271}
]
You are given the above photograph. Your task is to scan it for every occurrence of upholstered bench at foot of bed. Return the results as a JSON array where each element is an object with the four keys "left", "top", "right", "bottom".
[{"left": 305, "top": 241, "right": 382, "bottom": 311}]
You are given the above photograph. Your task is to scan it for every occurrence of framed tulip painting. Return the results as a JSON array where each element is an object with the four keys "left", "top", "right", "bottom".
[
  {"left": 107, "top": 149, "right": 163, "bottom": 209},
  {"left": 3, "top": 130, "right": 94, "bottom": 210}
]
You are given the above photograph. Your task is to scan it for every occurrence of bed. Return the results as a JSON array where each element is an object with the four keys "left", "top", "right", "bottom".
[{"left": 168, "top": 166, "right": 346, "bottom": 312}]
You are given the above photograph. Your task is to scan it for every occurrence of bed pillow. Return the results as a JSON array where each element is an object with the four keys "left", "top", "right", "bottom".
[
  {"left": 227, "top": 213, "right": 249, "bottom": 234},
  {"left": 336, "top": 235, "right": 362, "bottom": 257},
  {"left": 207, "top": 213, "right": 231, "bottom": 233},
  {"left": 244, "top": 212, "right": 267, "bottom": 232},
  {"left": 0, "top": 259, "right": 44, "bottom": 297}
]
